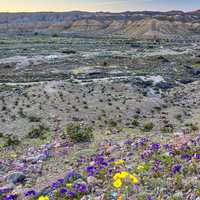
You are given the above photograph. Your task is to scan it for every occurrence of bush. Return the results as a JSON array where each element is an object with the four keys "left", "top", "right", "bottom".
[
  {"left": 160, "top": 126, "right": 173, "bottom": 133},
  {"left": 28, "top": 115, "right": 41, "bottom": 122},
  {"left": 175, "top": 114, "right": 182, "bottom": 121},
  {"left": 27, "top": 125, "right": 49, "bottom": 139},
  {"left": 142, "top": 122, "right": 154, "bottom": 132},
  {"left": 108, "top": 120, "right": 117, "bottom": 127},
  {"left": 185, "top": 123, "right": 199, "bottom": 131},
  {"left": 132, "top": 119, "right": 139, "bottom": 127},
  {"left": 52, "top": 33, "right": 59, "bottom": 37},
  {"left": 66, "top": 123, "right": 93, "bottom": 143},
  {"left": 4, "top": 135, "right": 20, "bottom": 147}
]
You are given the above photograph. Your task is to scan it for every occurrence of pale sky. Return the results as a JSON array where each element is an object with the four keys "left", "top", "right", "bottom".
[{"left": 0, "top": 0, "right": 200, "bottom": 12}]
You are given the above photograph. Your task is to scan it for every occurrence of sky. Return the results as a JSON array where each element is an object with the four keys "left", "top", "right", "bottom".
[{"left": 0, "top": 0, "right": 200, "bottom": 12}]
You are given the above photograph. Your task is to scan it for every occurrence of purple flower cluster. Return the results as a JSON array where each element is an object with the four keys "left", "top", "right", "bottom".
[
  {"left": 24, "top": 190, "right": 37, "bottom": 197},
  {"left": 172, "top": 164, "right": 182, "bottom": 174},
  {"left": 151, "top": 143, "right": 161, "bottom": 151},
  {"left": 65, "top": 171, "right": 81, "bottom": 182},
  {"left": 2, "top": 194, "right": 18, "bottom": 200}
]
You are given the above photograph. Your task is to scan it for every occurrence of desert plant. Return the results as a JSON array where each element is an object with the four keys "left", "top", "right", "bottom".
[
  {"left": 27, "top": 125, "right": 49, "bottom": 139},
  {"left": 66, "top": 123, "right": 93, "bottom": 143},
  {"left": 142, "top": 122, "right": 154, "bottom": 132},
  {"left": 132, "top": 119, "right": 139, "bottom": 127},
  {"left": 4, "top": 135, "right": 20, "bottom": 147}
]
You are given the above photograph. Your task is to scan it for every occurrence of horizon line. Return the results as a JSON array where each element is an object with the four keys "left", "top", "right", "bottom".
[{"left": 0, "top": 9, "right": 199, "bottom": 14}]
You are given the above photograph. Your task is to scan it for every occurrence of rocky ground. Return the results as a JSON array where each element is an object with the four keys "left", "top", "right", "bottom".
[{"left": 0, "top": 36, "right": 200, "bottom": 199}]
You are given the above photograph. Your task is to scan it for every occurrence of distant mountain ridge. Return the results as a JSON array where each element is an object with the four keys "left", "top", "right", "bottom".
[{"left": 1, "top": 10, "right": 200, "bottom": 40}]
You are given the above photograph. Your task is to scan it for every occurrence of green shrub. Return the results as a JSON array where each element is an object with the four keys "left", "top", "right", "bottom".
[
  {"left": 4, "top": 135, "right": 20, "bottom": 147},
  {"left": 142, "top": 122, "right": 154, "bottom": 132},
  {"left": 175, "top": 114, "right": 182, "bottom": 121},
  {"left": 132, "top": 119, "right": 139, "bottom": 127},
  {"left": 160, "top": 126, "right": 173, "bottom": 133},
  {"left": 28, "top": 115, "right": 41, "bottom": 122},
  {"left": 52, "top": 33, "right": 59, "bottom": 37},
  {"left": 108, "top": 119, "right": 117, "bottom": 127},
  {"left": 66, "top": 123, "right": 93, "bottom": 143},
  {"left": 185, "top": 123, "right": 199, "bottom": 131},
  {"left": 27, "top": 125, "right": 49, "bottom": 139}
]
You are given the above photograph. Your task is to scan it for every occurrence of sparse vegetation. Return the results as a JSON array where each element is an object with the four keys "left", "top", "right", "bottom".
[{"left": 66, "top": 123, "right": 93, "bottom": 143}]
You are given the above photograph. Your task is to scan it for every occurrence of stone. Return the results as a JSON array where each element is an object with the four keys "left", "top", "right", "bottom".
[
  {"left": 37, "top": 186, "right": 52, "bottom": 196},
  {"left": 87, "top": 176, "right": 99, "bottom": 185},
  {"left": 7, "top": 172, "right": 26, "bottom": 184}
]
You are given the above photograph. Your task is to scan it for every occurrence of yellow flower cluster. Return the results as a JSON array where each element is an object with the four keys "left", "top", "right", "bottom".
[
  {"left": 66, "top": 183, "right": 72, "bottom": 188},
  {"left": 113, "top": 171, "right": 139, "bottom": 188},
  {"left": 38, "top": 195, "right": 49, "bottom": 200},
  {"left": 137, "top": 164, "right": 146, "bottom": 172},
  {"left": 114, "top": 159, "right": 125, "bottom": 165}
]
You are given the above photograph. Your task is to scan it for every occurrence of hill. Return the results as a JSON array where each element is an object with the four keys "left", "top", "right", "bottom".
[{"left": 1, "top": 10, "right": 200, "bottom": 39}]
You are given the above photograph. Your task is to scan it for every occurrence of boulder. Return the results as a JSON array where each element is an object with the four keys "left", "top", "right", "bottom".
[{"left": 7, "top": 172, "right": 26, "bottom": 184}]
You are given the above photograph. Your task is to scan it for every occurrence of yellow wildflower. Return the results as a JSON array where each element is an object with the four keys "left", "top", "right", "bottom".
[
  {"left": 113, "top": 179, "right": 122, "bottom": 188},
  {"left": 129, "top": 174, "right": 139, "bottom": 184},
  {"left": 113, "top": 171, "right": 129, "bottom": 180},
  {"left": 120, "top": 171, "right": 129, "bottom": 179},
  {"left": 113, "top": 172, "right": 122, "bottom": 180},
  {"left": 114, "top": 159, "right": 125, "bottom": 165},
  {"left": 137, "top": 164, "right": 145, "bottom": 171},
  {"left": 66, "top": 183, "right": 72, "bottom": 188},
  {"left": 10, "top": 152, "right": 17, "bottom": 158},
  {"left": 38, "top": 195, "right": 49, "bottom": 200}
]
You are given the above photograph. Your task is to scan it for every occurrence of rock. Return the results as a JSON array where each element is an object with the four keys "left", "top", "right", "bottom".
[
  {"left": 26, "top": 154, "right": 47, "bottom": 163},
  {"left": 190, "top": 68, "right": 200, "bottom": 75},
  {"left": 7, "top": 172, "right": 26, "bottom": 184},
  {"left": 87, "top": 176, "right": 99, "bottom": 185},
  {"left": 106, "top": 145, "right": 117, "bottom": 153},
  {"left": 61, "top": 49, "right": 76, "bottom": 54},
  {"left": 37, "top": 186, "right": 52, "bottom": 196},
  {"left": 155, "top": 81, "right": 176, "bottom": 89},
  {"left": 80, "top": 196, "right": 88, "bottom": 200}
]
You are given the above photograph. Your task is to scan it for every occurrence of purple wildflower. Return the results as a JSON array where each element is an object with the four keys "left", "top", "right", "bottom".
[
  {"left": 94, "top": 157, "right": 104, "bottom": 164},
  {"left": 24, "top": 190, "right": 37, "bottom": 197},
  {"left": 60, "top": 188, "right": 68, "bottom": 194},
  {"left": 65, "top": 171, "right": 81, "bottom": 182},
  {"left": 194, "top": 153, "right": 200, "bottom": 159},
  {"left": 66, "top": 190, "right": 76, "bottom": 198},
  {"left": 3, "top": 194, "right": 18, "bottom": 200},
  {"left": 181, "top": 154, "right": 192, "bottom": 160},
  {"left": 78, "top": 183, "right": 87, "bottom": 193},
  {"left": 139, "top": 137, "right": 148, "bottom": 146},
  {"left": 51, "top": 179, "right": 65, "bottom": 190},
  {"left": 86, "top": 165, "right": 96, "bottom": 176},
  {"left": 172, "top": 164, "right": 182, "bottom": 174},
  {"left": 151, "top": 143, "right": 161, "bottom": 151}
]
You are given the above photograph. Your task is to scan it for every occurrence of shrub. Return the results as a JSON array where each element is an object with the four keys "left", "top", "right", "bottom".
[
  {"left": 185, "top": 123, "right": 199, "bottom": 131},
  {"left": 4, "top": 135, "right": 20, "bottom": 147},
  {"left": 175, "top": 114, "right": 182, "bottom": 121},
  {"left": 142, "top": 122, "right": 154, "bottom": 132},
  {"left": 132, "top": 119, "right": 139, "bottom": 127},
  {"left": 27, "top": 125, "right": 49, "bottom": 139},
  {"left": 66, "top": 123, "right": 93, "bottom": 143},
  {"left": 160, "top": 126, "right": 173, "bottom": 133},
  {"left": 108, "top": 120, "right": 117, "bottom": 127},
  {"left": 52, "top": 33, "right": 59, "bottom": 37},
  {"left": 28, "top": 115, "right": 41, "bottom": 122}
]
